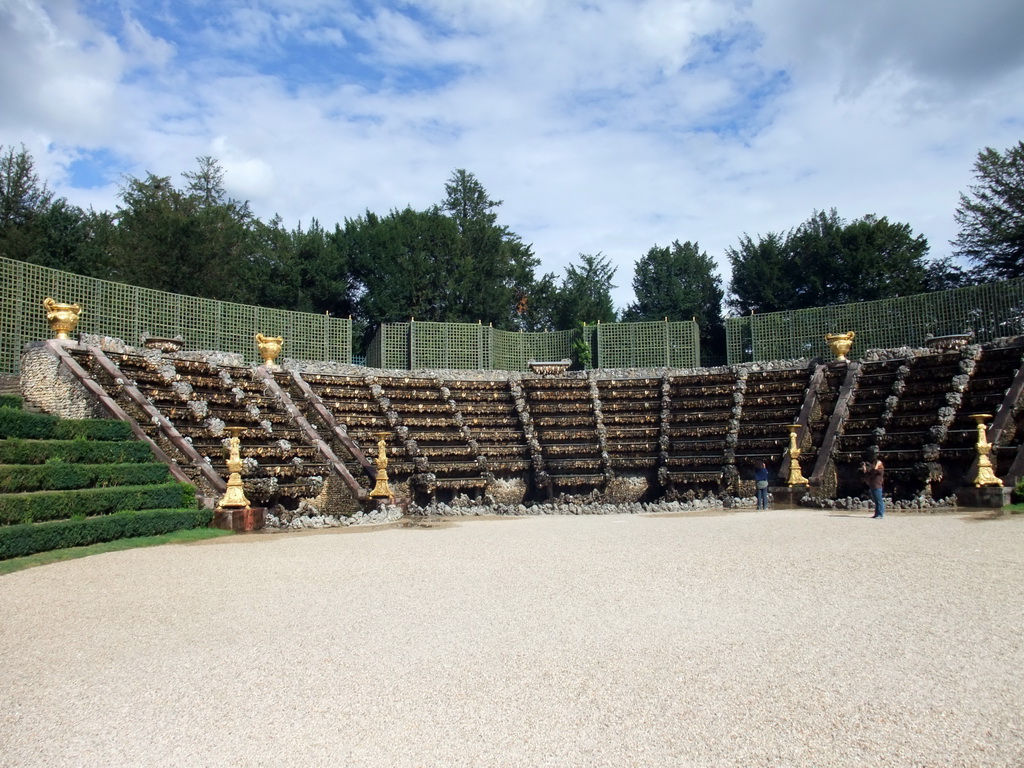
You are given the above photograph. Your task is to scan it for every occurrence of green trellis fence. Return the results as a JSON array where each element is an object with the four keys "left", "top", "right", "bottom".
[
  {"left": 0, "top": 257, "right": 352, "bottom": 375},
  {"left": 366, "top": 319, "right": 701, "bottom": 371},
  {"left": 725, "top": 277, "right": 1024, "bottom": 364}
]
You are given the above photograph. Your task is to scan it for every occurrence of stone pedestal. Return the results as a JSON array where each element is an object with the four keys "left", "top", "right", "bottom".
[
  {"left": 212, "top": 507, "right": 266, "bottom": 532},
  {"left": 955, "top": 486, "right": 1012, "bottom": 511}
]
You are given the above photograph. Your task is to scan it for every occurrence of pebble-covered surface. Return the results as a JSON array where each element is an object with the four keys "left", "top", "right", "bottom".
[{"left": 2, "top": 508, "right": 1023, "bottom": 767}]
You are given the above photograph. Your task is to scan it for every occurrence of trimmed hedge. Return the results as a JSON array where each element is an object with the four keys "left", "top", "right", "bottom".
[
  {"left": 0, "top": 438, "right": 153, "bottom": 465},
  {"left": 0, "top": 482, "right": 197, "bottom": 525},
  {"left": 0, "top": 462, "right": 172, "bottom": 493},
  {"left": 0, "top": 409, "right": 133, "bottom": 441},
  {"left": 0, "top": 395, "right": 23, "bottom": 410},
  {"left": 0, "top": 508, "right": 214, "bottom": 560}
]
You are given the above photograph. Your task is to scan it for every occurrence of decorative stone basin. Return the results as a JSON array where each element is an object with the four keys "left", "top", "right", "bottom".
[
  {"left": 528, "top": 359, "right": 572, "bottom": 376},
  {"left": 141, "top": 335, "right": 183, "bottom": 353}
]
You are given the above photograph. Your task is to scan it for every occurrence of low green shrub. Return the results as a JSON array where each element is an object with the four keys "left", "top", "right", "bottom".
[
  {"left": 0, "top": 410, "right": 132, "bottom": 441},
  {"left": 1015, "top": 477, "right": 1024, "bottom": 504},
  {"left": 0, "top": 482, "right": 197, "bottom": 525},
  {"left": 54, "top": 419, "right": 133, "bottom": 442},
  {"left": 0, "top": 462, "right": 171, "bottom": 493},
  {"left": 0, "top": 395, "right": 23, "bottom": 410},
  {"left": 0, "top": 438, "right": 153, "bottom": 465},
  {"left": 0, "top": 508, "right": 214, "bottom": 560}
]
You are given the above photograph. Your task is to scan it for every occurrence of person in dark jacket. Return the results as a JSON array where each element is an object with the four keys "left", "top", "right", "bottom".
[
  {"left": 862, "top": 458, "right": 885, "bottom": 518},
  {"left": 755, "top": 461, "right": 770, "bottom": 510}
]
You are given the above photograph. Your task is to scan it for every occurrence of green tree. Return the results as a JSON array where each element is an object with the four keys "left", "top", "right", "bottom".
[
  {"left": 107, "top": 158, "right": 257, "bottom": 301},
  {"left": 36, "top": 201, "right": 112, "bottom": 277},
  {"left": 953, "top": 141, "right": 1024, "bottom": 280},
  {"left": 725, "top": 231, "right": 794, "bottom": 315},
  {"left": 923, "top": 255, "right": 972, "bottom": 292},
  {"left": 0, "top": 144, "right": 52, "bottom": 234},
  {"left": 554, "top": 252, "right": 617, "bottom": 329},
  {"left": 623, "top": 240, "right": 725, "bottom": 355},
  {"left": 514, "top": 271, "right": 561, "bottom": 332},
  {"left": 248, "top": 217, "right": 355, "bottom": 317},
  {"left": 440, "top": 169, "right": 540, "bottom": 327},
  {"left": 0, "top": 144, "right": 108, "bottom": 276},
  {"left": 345, "top": 206, "right": 463, "bottom": 348},
  {"left": 728, "top": 209, "right": 930, "bottom": 314}
]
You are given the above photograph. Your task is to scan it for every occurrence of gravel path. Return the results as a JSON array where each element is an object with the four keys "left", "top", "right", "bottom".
[{"left": 2, "top": 508, "right": 1023, "bottom": 767}]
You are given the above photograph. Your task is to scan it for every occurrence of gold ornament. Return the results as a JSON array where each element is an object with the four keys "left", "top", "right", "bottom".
[
  {"left": 368, "top": 431, "right": 394, "bottom": 500},
  {"left": 786, "top": 424, "right": 809, "bottom": 486},
  {"left": 255, "top": 333, "right": 284, "bottom": 368},
  {"left": 219, "top": 427, "right": 251, "bottom": 508},
  {"left": 43, "top": 297, "right": 82, "bottom": 340},
  {"left": 825, "top": 331, "right": 855, "bottom": 363},
  {"left": 970, "top": 414, "right": 1002, "bottom": 488}
]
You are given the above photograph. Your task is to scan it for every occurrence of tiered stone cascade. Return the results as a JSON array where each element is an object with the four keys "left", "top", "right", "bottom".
[
  {"left": 520, "top": 374, "right": 605, "bottom": 495},
  {"left": 69, "top": 347, "right": 330, "bottom": 507},
  {"left": 21, "top": 336, "right": 1024, "bottom": 511}
]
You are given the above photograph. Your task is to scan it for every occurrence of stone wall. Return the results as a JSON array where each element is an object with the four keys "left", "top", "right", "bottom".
[{"left": 20, "top": 342, "right": 101, "bottom": 419}]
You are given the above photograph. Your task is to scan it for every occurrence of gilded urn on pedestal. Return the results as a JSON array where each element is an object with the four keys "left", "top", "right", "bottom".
[
  {"left": 824, "top": 331, "right": 855, "bottom": 363},
  {"left": 43, "top": 297, "right": 82, "bottom": 340},
  {"left": 255, "top": 333, "right": 284, "bottom": 368}
]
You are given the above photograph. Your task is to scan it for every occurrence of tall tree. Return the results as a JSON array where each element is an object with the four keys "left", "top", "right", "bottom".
[
  {"left": 345, "top": 206, "right": 463, "bottom": 347},
  {"left": 623, "top": 240, "right": 725, "bottom": 354},
  {"left": 0, "top": 144, "right": 107, "bottom": 275},
  {"left": 248, "top": 217, "right": 356, "bottom": 317},
  {"left": 953, "top": 140, "right": 1024, "bottom": 281},
  {"left": 725, "top": 231, "right": 793, "bottom": 315},
  {"left": 107, "top": 158, "right": 257, "bottom": 301},
  {"left": 182, "top": 155, "right": 227, "bottom": 208},
  {"left": 439, "top": 169, "right": 540, "bottom": 327},
  {"left": 728, "top": 209, "right": 930, "bottom": 314},
  {"left": 554, "top": 252, "right": 618, "bottom": 329},
  {"left": 0, "top": 144, "right": 52, "bottom": 232}
]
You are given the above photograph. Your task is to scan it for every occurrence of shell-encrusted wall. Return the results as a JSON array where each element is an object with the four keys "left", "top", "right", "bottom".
[
  {"left": 310, "top": 475, "right": 362, "bottom": 517},
  {"left": 488, "top": 477, "right": 527, "bottom": 504},
  {"left": 21, "top": 343, "right": 101, "bottom": 419},
  {"left": 604, "top": 474, "right": 649, "bottom": 503}
]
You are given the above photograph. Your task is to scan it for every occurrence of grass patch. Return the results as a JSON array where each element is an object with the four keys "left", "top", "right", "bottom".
[
  {"left": 0, "top": 527, "right": 234, "bottom": 576},
  {"left": 1005, "top": 502, "right": 1024, "bottom": 514}
]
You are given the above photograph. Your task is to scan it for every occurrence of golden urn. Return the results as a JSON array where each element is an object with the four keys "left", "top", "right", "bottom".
[
  {"left": 785, "top": 424, "right": 809, "bottom": 486},
  {"left": 255, "top": 333, "right": 284, "bottom": 368},
  {"left": 43, "top": 297, "right": 82, "bottom": 340},
  {"left": 824, "top": 331, "right": 855, "bottom": 363},
  {"left": 219, "top": 427, "right": 251, "bottom": 508},
  {"left": 969, "top": 414, "right": 1002, "bottom": 488}
]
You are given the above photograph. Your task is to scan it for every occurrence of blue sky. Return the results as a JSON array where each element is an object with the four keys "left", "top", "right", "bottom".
[{"left": 2, "top": 0, "right": 1023, "bottom": 310}]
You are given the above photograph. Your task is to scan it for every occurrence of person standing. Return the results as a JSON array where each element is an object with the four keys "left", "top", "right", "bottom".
[
  {"left": 862, "top": 458, "right": 885, "bottom": 518},
  {"left": 755, "top": 461, "right": 770, "bottom": 510}
]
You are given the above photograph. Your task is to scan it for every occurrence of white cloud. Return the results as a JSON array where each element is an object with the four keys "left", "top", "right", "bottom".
[{"left": 2, "top": 0, "right": 1023, "bottom": 312}]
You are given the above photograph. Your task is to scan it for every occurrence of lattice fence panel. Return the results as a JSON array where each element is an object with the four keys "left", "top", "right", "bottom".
[
  {"left": 668, "top": 321, "right": 701, "bottom": 368},
  {"left": 0, "top": 257, "right": 352, "bottom": 373},
  {"left": 526, "top": 329, "right": 577, "bottom": 366},
  {"left": 726, "top": 315, "right": 752, "bottom": 364},
  {"left": 492, "top": 330, "right": 525, "bottom": 372},
  {"left": 593, "top": 321, "right": 699, "bottom": 368},
  {"left": 370, "top": 323, "right": 409, "bottom": 370},
  {"left": 726, "top": 278, "right": 1024, "bottom": 363},
  {"left": 594, "top": 322, "right": 636, "bottom": 368},
  {"left": 366, "top": 326, "right": 383, "bottom": 368},
  {"left": 410, "top": 321, "right": 488, "bottom": 370}
]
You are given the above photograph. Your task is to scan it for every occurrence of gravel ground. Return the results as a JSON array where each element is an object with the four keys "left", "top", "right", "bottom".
[{"left": 2, "top": 508, "right": 1023, "bottom": 767}]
